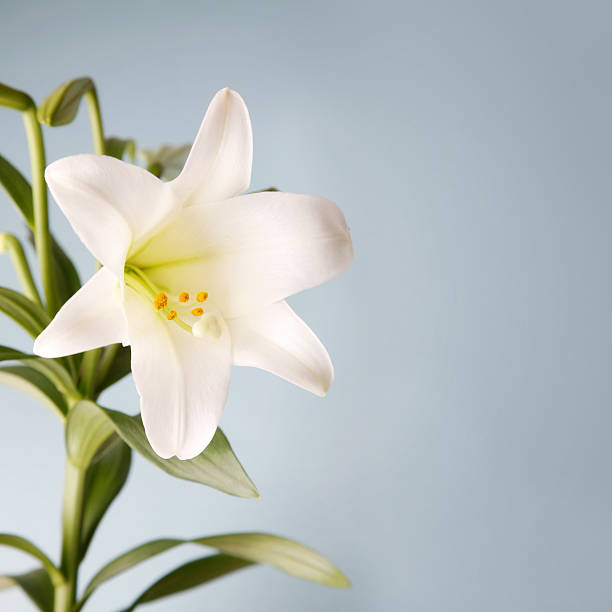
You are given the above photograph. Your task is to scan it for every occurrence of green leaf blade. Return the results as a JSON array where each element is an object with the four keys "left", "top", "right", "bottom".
[
  {"left": 37, "top": 77, "right": 94, "bottom": 126},
  {"left": 0, "top": 365, "right": 68, "bottom": 417},
  {"left": 122, "top": 555, "right": 252, "bottom": 611},
  {"left": 103, "top": 409, "right": 258, "bottom": 498},
  {"left": 195, "top": 533, "right": 350, "bottom": 588},
  {"left": 0, "top": 535, "right": 62, "bottom": 586},
  {"left": 0, "top": 154, "right": 34, "bottom": 225},
  {"left": 0, "top": 286, "right": 49, "bottom": 337},
  {"left": 79, "top": 435, "right": 131, "bottom": 562},
  {"left": 0, "top": 568, "right": 54, "bottom": 612}
]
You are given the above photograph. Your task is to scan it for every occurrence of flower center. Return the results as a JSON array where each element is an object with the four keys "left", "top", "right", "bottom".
[{"left": 124, "top": 266, "right": 213, "bottom": 337}]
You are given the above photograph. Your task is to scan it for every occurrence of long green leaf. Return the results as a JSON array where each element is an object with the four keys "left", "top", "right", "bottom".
[
  {"left": 37, "top": 77, "right": 94, "bottom": 126},
  {"left": 103, "top": 408, "right": 258, "bottom": 498},
  {"left": 80, "top": 532, "right": 348, "bottom": 607},
  {"left": 0, "top": 154, "right": 81, "bottom": 306},
  {"left": 94, "top": 345, "right": 131, "bottom": 396},
  {"left": 0, "top": 154, "right": 34, "bottom": 224},
  {"left": 0, "top": 365, "right": 68, "bottom": 417},
  {"left": 0, "top": 568, "right": 54, "bottom": 612},
  {"left": 0, "top": 535, "right": 62, "bottom": 586},
  {"left": 121, "top": 555, "right": 252, "bottom": 611},
  {"left": 66, "top": 400, "right": 115, "bottom": 468},
  {"left": 0, "top": 287, "right": 49, "bottom": 337},
  {"left": 0, "top": 344, "right": 78, "bottom": 401},
  {"left": 79, "top": 435, "right": 131, "bottom": 561}
]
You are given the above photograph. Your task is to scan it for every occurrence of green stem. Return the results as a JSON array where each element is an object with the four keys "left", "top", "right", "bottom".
[
  {"left": 93, "top": 343, "right": 119, "bottom": 393},
  {"left": 0, "top": 233, "right": 42, "bottom": 305},
  {"left": 22, "top": 107, "right": 56, "bottom": 314},
  {"left": 78, "top": 86, "right": 107, "bottom": 394},
  {"left": 58, "top": 460, "right": 86, "bottom": 612},
  {"left": 79, "top": 349, "right": 101, "bottom": 397},
  {"left": 84, "top": 88, "right": 105, "bottom": 156}
]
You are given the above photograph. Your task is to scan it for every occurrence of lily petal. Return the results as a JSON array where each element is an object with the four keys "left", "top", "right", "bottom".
[
  {"left": 45, "top": 155, "right": 178, "bottom": 279},
  {"left": 123, "top": 287, "right": 232, "bottom": 460},
  {"left": 131, "top": 191, "right": 354, "bottom": 318},
  {"left": 171, "top": 88, "right": 252, "bottom": 205},
  {"left": 228, "top": 301, "right": 333, "bottom": 396},
  {"left": 34, "top": 267, "right": 126, "bottom": 358}
]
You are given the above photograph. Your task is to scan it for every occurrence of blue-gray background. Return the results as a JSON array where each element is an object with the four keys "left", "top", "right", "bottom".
[{"left": 1, "top": 1, "right": 611, "bottom": 610}]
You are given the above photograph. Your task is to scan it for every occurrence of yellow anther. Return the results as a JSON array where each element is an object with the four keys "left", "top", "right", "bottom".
[
  {"left": 191, "top": 307, "right": 204, "bottom": 316},
  {"left": 166, "top": 310, "right": 177, "bottom": 320},
  {"left": 154, "top": 292, "right": 168, "bottom": 310},
  {"left": 196, "top": 291, "right": 208, "bottom": 302},
  {"left": 179, "top": 291, "right": 190, "bottom": 303}
]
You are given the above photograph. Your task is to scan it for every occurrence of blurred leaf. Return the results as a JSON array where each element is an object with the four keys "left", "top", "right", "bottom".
[
  {"left": 94, "top": 345, "right": 131, "bottom": 396},
  {"left": 0, "top": 568, "right": 54, "bottom": 612},
  {"left": 102, "top": 408, "right": 258, "bottom": 498},
  {"left": 0, "top": 286, "right": 49, "bottom": 337},
  {"left": 0, "top": 82, "right": 33, "bottom": 111},
  {"left": 37, "top": 77, "right": 94, "bottom": 126},
  {"left": 66, "top": 400, "right": 115, "bottom": 468},
  {"left": 248, "top": 186, "right": 279, "bottom": 193},
  {"left": 139, "top": 144, "right": 190, "bottom": 180},
  {"left": 0, "top": 535, "right": 62, "bottom": 585},
  {"left": 79, "top": 435, "right": 131, "bottom": 562},
  {"left": 0, "top": 365, "right": 68, "bottom": 417},
  {"left": 80, "top": 532, "right": 347, "bottom": 607},
  {"left": 0, "top": 156, "right": 81, "bottom": 305},
  {"left": 0, "top": 154, "right": 34, "bottom": 224},
  {"left": 50, "top": 237, "right": 81, "bottom": 306},
  {"left": 121, "top": 555, "right": 252, "bottom": 611},
  {"left": 0, "top": 344, "right": 77, "bottom": 399},
  {"left": 105, "top": 137, "right": 136, "bottom": 162}
]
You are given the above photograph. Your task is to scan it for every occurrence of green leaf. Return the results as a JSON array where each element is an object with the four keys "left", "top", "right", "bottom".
[
  {"left": 50, "top": 237, "right": 81, "bottom": 306},
  {"left": 0, "top": 344, "right": 78, "bottom": 400},
  {"left": 0, "top": 286, "right": 50, "bottom": 337},
  {"left": 193, "top": 533, "right": 350, "bottom": 587},
  {"left": 121, "top": 555, "right": 252, "bottom": 611},
  {"left": 0, "top": 156, "right": 81, "bottom": 306},
  {"left": 94, "top": 345, "right": 131, "bottom": 396},
  {"left": 79, "top": 435, "right": 131, "bottom": 561},
  {"left": 66, "top": 400, "right": 115, "bottom": 468},
  {"left": 0, "top": 154, "right": 34, "bottom": 224},
  {"left": 0, "top": 365, "right": 68, "bottom": 417},
  {"left": 0, "top": 82, "right": 33, "bottom": 111},
  {"left": 0, "top": 535, "right": 62, "bottom": 586},
  {"left": 79, "top": 532, "right": 348, "bottom": 608},
  {"left": 0, "top": 568, "right": 54, "bottom": 612},
  {"left": 139, "top": 144, "right": 190, "bottom": 180},
  {"left": 37, "top": 77, "right": 94, "bottom": 126},
  {"left": 103, "top": 408, "right": 258, "bottom": 498},
  {"left": 105, "top": 137, "right": 136, "bottom": 162}
]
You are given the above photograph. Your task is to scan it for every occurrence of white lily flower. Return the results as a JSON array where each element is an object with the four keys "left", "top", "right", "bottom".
[{"left": 33, "top": 88, "right": 353, "bottom": 460}]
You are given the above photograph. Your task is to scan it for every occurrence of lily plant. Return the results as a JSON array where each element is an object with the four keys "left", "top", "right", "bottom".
[{"left": 0, "top": 77, "right": 353, "bottom": 612}]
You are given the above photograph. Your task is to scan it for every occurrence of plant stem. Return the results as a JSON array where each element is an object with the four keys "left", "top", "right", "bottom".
[
  {"left": 58, "top": 460, "right": 86, "bottom": 612},
  {"left": 0, "top": 233, "right": 42, "bottom": 305},
  {"left": 22, "top": 107, "right": 56, "bottom": 315},
  {"left": 78, "top": 85, "right": 106, "bottom": 395},
  {"left": 84, "top": 88, "right": 105, "bottom": 156}
]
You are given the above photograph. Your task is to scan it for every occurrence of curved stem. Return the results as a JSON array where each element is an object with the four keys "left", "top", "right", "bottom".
[
  {"left": 22, "top": 108, "right": 56, "bottom": 314},
  {"left": 84, "top": 88, "right": 105, "bottom": 156},
  {"left": 0, "top": 233, "right": 42, "bottom": 305},
  {"left": 79, "top": 85, "right": 106, "bottom": 396}
]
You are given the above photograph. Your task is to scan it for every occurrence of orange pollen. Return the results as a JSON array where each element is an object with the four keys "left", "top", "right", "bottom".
[
  {"left": 166, "top": 310, "right": 177, "bottom": 320},
  {"left": 178, "top": 291, "right": 190, "bottom": 303},
  {"left": 154, "top": 292, "right": 168, "bottom": 310},
  {"left": 191, "top": 307, "right": 204, "bottom": 316},
  {"left": 196, "top": 291, "right": 208, "bottom": 302}
]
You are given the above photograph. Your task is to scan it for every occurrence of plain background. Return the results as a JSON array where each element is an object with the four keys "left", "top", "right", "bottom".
[{"left": 1, "top": 1, "right": 611, "bottom": 610}]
